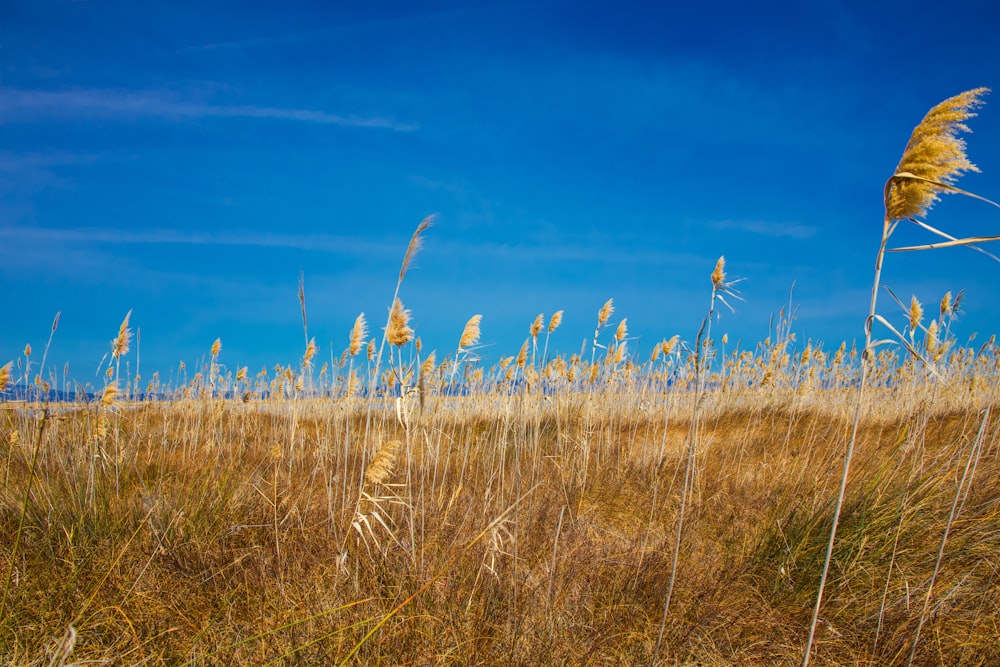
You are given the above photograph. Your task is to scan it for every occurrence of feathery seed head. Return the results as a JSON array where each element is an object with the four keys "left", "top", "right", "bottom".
[
  {"left": 711, "top": 256, "right": 726, "bottom": 289},
  {"left": 459, "top": 314, "right": 483, "bottom": 349},
  {"left": 399, "top": 216, "right": 434, "bottom": 284},
  {"left": 926, "top": 319, "right": 940, "bottom": 355},
  {"left": 615, "top": 318, "right": 628, "bottom": 343},
  {"left": 350, "top": 313, "right": 368, "bottom": 356},
  {"left": 662, "top": 335, "right": 680, "bottom": 357},
  {"left": 516, "top": 339, "right": 528, "bottom": 368},
  {"left": 236, "top": 366, "right": 248, "bottom": 382},
  {"left": 597, "top": 299, "right": 614, "bottom": 327},
  {"left": 211, "top": 338, "right": 222, "bottom": 357},
  {"left": 886, "top": 87, "right": 989, "bottom": 221},
  {"left": 101, "top": 380, "right": 118, "bottom": 407},
  {"left": 367, "top": 339, "right": 376, "bottom": 362},
  {"left": 940, "top": 291, "right": 952, "bottom": 319},
  {"left": 23, "top": 343, "right": 31, "bottom": 357},
  {"left": 909, "top": 295, "right": 924, "bottom": 331},
  {"left": 365, "top": 439, "right": 401, "bottom": 485},
  {"left": 548, "top": 310, "right": 563, "bottom": 333},
  {"left": 303, "top": 337, "right": 317, "bottom": 367},
  {"left": 112, "top": 310, "right": 132, "bottom": 359},
  {"left": 421, "top": 351, "right": 437, "bottom": 378},
  {"left": 530, "top": 314, "right": 544, "bottom": 339},
  {"left": 386, "top": 298, "right": 414, "bottom": 347},
  {"left": 0, "top": 361, "right": 11, "bottom": 391}
]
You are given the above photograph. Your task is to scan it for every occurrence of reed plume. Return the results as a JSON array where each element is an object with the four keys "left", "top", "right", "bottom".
[
  {"left": 350, "top": 314, "right": 368, "bottom": 356},
  {"left": 459, "top": 315, "right": 482, "bottom": 349},
  {"left": 547, "top": 311, "right": 563, "bottom": 333},
  {"left": 886, "top": 88, "right": 989, "bottom": 221},
  {"left": 529, "top": 314, "right": 544, "bottom": 339},
  {"left": 597, "top": 299, "right": 614, "bottom": 327},
  {"left": 386, "top": 299, "right": 414, "bottom": 347},
  {"left": 711, "top": 256, "right": 726, "bottom": 289},
  {"left": 211, "top": 338, "right": 222, "bottom": 357},
  {"left": 100, "top": 381, "right": 118, "bottom": 407},
  {"left": 303, "top": 337, "right": 318, "bottom": 367},
  {"left": 112, "top": 311, "right": 132, "bottom": 360},
  {"left": 0, "top": 362, "right": 11, "bottom": 392},
  {"left": 399, "top": 216, "right": 434, "bottom": 285},
  {"left": 365, "top": 439, "right": 400, "bottom": 485}
]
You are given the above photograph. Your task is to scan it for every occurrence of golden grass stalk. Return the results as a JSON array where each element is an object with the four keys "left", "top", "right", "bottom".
[
  {"left": 386, "top": 299, "right": 414, "bottom": 347},
  {"left": 365, "top": 439, "right": 400, "bottom": 485},
  {"left": 459, "top": 315, "right": 482, "bottom": 349},
  {"left": 350, "top": 314, "right": 367, "bottom": 356},
  {"left": 886, "top": 88, "right": 988, "bottom": 221}
]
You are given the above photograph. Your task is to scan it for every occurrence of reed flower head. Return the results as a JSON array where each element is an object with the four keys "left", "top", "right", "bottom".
[
  {"left": 459, "top": 314, "right": 482, "bottom": 349},
  {"left": 112, "top": 310, "right": 132, "bottom": 359},
  {"left": 548, "top": 310, "right": 563, "bottom": 333},
  {"left": 365, "top": 439, "right": 401, "bottom": 485},
  {"left": 530, "top": 314, "right": 544, "bottom": 339},
  {"left": 597, "top": 299, "right": 614, "bottom": 327},
  {"left": 939, "top": 291, "right": 952, "bottom": 319},
  {"left": 386, "top": 299, "right": 414, "bottom": 347},
  {"left": 908, "top": 295, "right": 923, "bottom": 332},
  {"left": 0, "top": 361, "right": 11, "bottom": 391},
  {"left": 303, "top": 337, "right": 317, "bottom": 367},
  {"left": 711, "top": 256, "right": 726, "bottom": 289},
  {"left": 886, "top": 87, "right": 989, "bottom": 221},
  {"left": 615, "top": 318, "right": 628, "bottom": 343},
  {"left": 516, "top": 340, "right": 528, "bottom": 368},
  {"left": 101, "top": 380, "right": 118, "bottom": 407},
  {"left": 211, "top": 338, "right": 222, "bottom": 357},
  {"left": 350, "top": 313, "right": 368, "bottom": 356}
]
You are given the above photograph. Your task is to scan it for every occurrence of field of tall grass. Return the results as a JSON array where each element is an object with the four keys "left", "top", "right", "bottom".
[{"left": 3, "top": 90, "right": 1000, "bottom": 665}]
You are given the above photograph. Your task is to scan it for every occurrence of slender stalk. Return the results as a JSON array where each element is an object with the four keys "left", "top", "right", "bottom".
[{"left": 803, "top": 215, "right": 891, "bottom": 665}]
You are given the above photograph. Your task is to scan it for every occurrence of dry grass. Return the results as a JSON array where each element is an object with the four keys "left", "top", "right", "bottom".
[{"left": 1, "top": 362, "right": 999, "bottom": 665}]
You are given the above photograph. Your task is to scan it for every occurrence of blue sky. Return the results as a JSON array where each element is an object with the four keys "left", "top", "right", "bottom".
[{"left": 3, "top": 0, "right": 1000, "bottom": 385}]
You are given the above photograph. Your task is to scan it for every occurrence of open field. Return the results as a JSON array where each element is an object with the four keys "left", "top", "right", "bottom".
[
  {"left": 3, "top": 88, "right": 1000, "bottom": 665},
  {"left": 3, "top": 349, "right": 1000, "bottom": 665}
]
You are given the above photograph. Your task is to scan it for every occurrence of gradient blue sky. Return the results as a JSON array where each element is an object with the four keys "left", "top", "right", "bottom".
[{"left": 3, "top": 0, "right": 1000, "bottom": 384}]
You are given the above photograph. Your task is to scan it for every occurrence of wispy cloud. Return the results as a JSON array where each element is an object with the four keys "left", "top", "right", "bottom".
[
  {"left": 0, "top": 225, "right": 404, "bottom": 255},
  {"left": 706, "top": 219, "right": 817, "bottom": 239},
  {"left": 0, "top": 88, "right": 416, "bottom": 131}
]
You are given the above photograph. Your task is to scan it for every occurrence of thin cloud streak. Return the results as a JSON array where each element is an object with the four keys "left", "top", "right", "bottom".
[
  {"left": 707, "top": 219, "right": 817, "bottom": 239},
  {"left": 0, "top": 226, "right": 402, "bottom": 255},
  {"left": 0, "top": 88, "right": 416, "bottom": 131}
]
